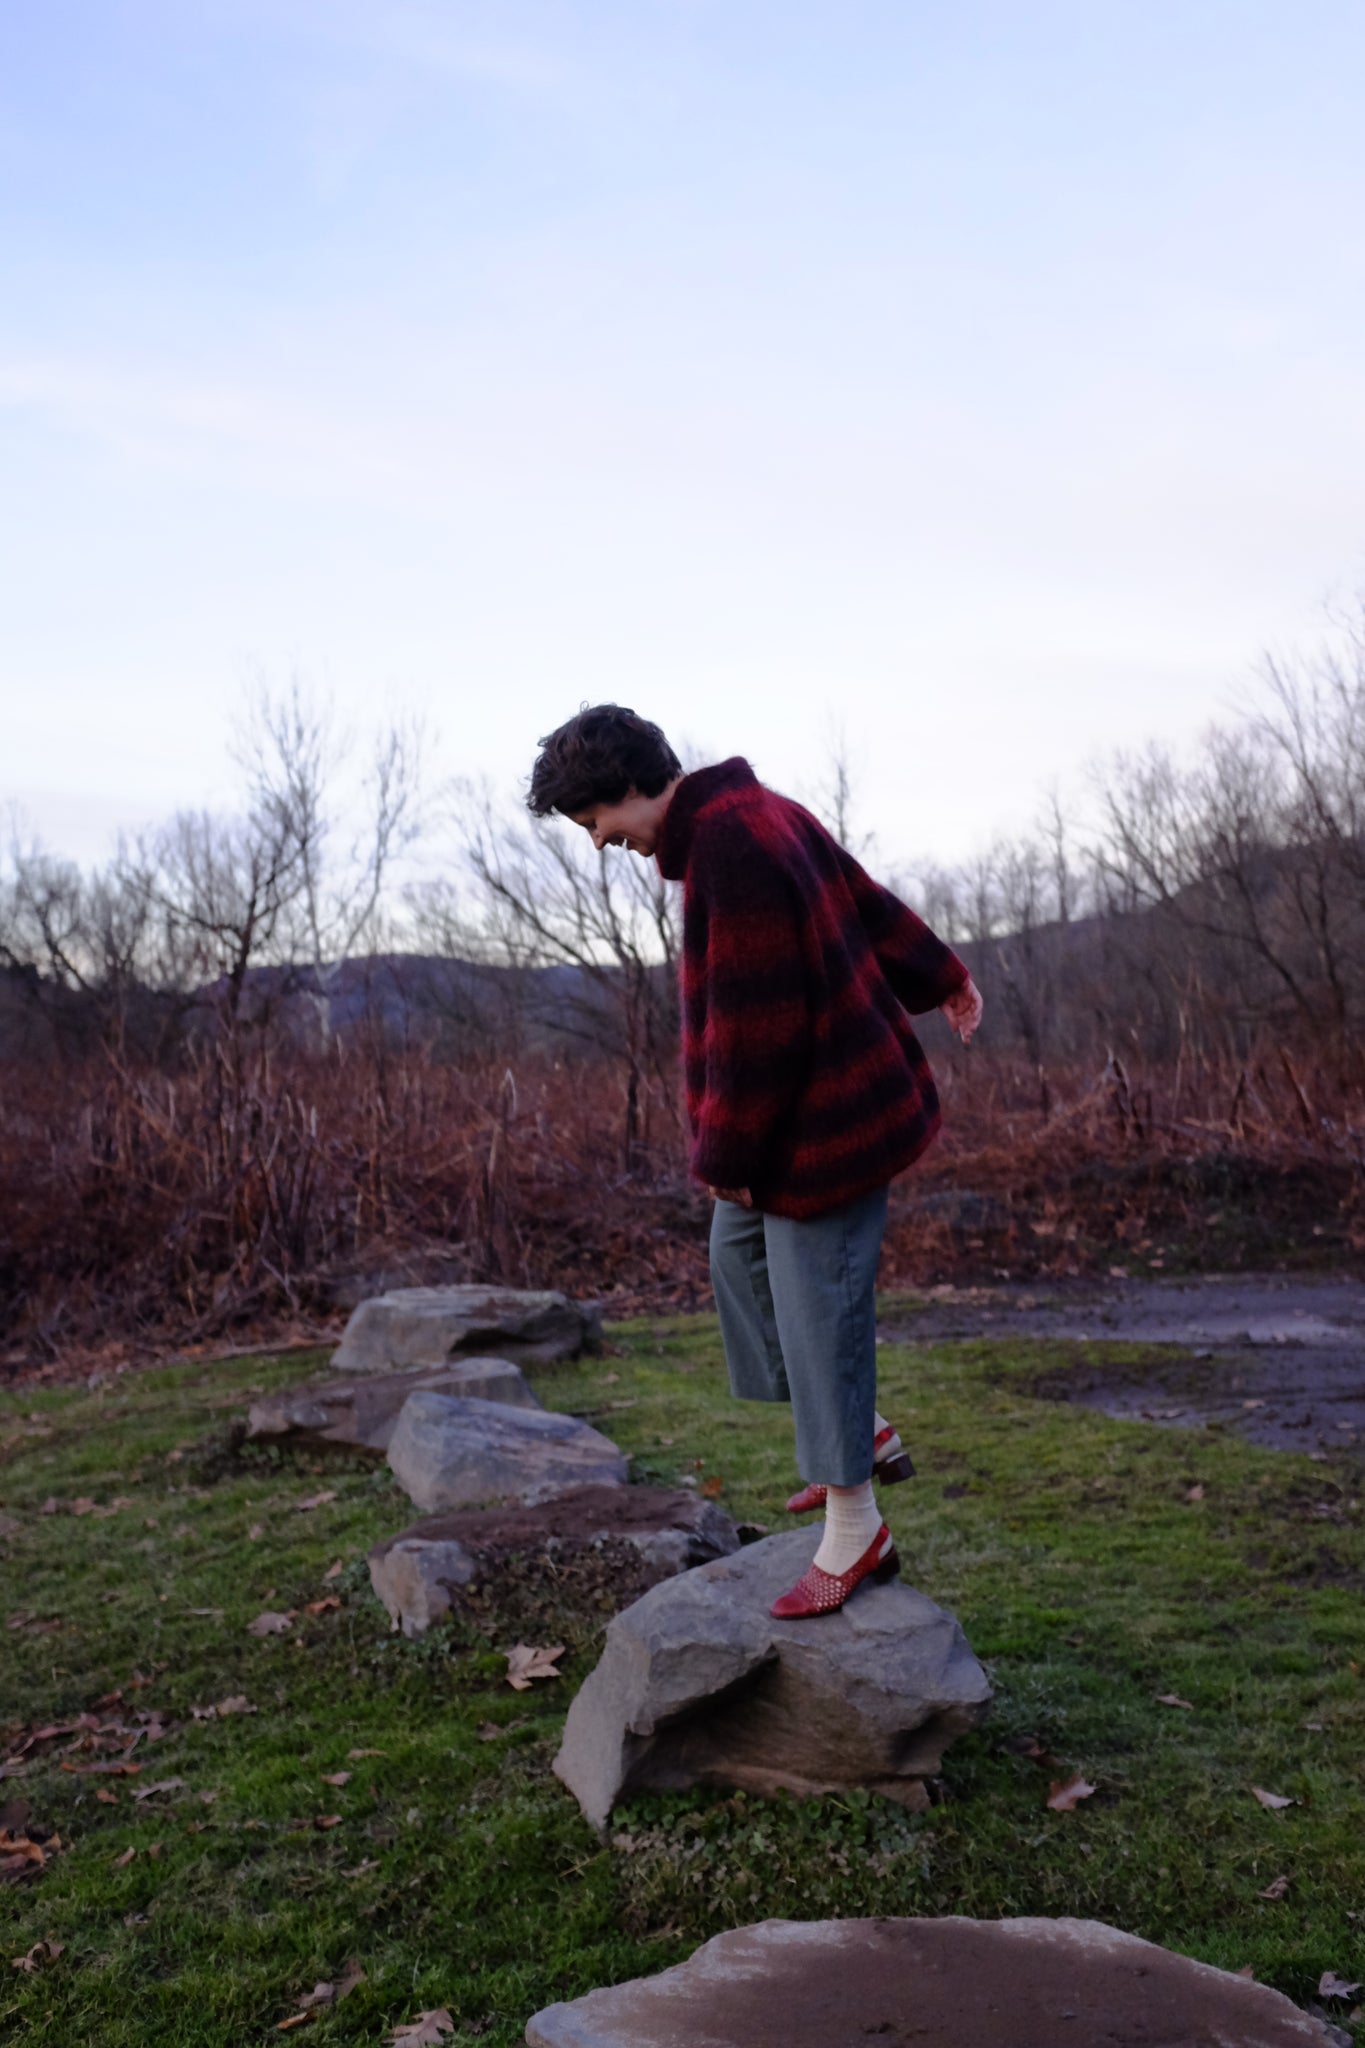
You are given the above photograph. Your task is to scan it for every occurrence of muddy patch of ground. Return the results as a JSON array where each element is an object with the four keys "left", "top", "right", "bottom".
[{"left": 881, "top": 1272, "right": 1365, "bottom": 1460}]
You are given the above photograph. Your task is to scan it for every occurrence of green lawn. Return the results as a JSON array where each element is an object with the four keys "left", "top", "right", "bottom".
[{"left": 1, "top": 1317, "right": 1362, "bottom": 2044}]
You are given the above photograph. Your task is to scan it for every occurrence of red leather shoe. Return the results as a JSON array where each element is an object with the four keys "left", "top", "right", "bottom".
[
  {"left": 784, "top": 1426, "right": 915, "bottom": 1513},
  {"left": 769, "top": 1523, "right": 900, "bottom": 1618}
]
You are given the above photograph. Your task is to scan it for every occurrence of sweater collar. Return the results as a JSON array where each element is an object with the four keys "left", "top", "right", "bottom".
[{"left": 656, "top": 757, "right": 759, "bottom": 880}]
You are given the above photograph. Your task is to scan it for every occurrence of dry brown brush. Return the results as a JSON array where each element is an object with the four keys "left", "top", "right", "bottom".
[
  {"left": 2, "top": 1022, "right": 1361, "bottom": 1369},
  {"left": 4, "top": 628, "right": 1365, "bottom": 1367}
]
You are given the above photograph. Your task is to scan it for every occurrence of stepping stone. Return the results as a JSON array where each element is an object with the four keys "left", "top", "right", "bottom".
[
  {"left": 525, "top": 1916, "right": 1349, "bottom": 2047},
  {"left": 368, "top": 1484, "right": 740, "bottom": 1637},
  {"left": 553, "top": 1528, "right": 990, "bottom": 1828},
  {"left": 246, "top": 1358, "right": 539, "bottom": 1455},
  {"left": 386, "top": 1391, "right": 627, "bottom": 1512},
  {"left": 332, "top": 1286, "right": 601, "bottom": 1373}
]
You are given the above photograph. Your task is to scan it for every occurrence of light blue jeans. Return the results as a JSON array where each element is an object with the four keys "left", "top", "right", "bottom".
[{"left": 708, "top": 1184, "right": 889, "bottom": 1488}]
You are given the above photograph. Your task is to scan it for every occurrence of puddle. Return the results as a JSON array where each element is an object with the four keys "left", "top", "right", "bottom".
[{"left": 882, "top": 1273, "right": 1365, "bottom": 1459}]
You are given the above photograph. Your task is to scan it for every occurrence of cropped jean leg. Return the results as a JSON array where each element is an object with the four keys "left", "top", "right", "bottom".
[{"left": 709, "top": 1184, "right": 888, "bottom": 1489}]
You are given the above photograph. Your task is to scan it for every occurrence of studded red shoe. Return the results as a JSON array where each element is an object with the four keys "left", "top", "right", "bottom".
[
  {"left": 769, "top": 1522, "right": 900, "bottom": 1618},
  {"left": 784, "top": 1426, "right": 915, "bottom": 1514}
]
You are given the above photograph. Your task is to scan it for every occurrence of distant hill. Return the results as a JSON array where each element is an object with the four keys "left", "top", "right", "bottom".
[{"left": 0, "top": 952, "right": 644, "bottom": 1061}]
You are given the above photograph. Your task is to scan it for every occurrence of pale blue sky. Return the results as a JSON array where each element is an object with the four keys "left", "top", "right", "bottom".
[{"left": 4, "top": 1, "right": 1365, "bottom": 869}]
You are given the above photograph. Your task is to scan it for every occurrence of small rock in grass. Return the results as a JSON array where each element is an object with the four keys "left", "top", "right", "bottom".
[{"left": 386, "top": 1393, "right": 626, "bottom": 1514}]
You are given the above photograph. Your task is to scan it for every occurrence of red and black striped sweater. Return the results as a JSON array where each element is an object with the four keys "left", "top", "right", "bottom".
[{"left": 656, "top": 757, "right": 969, "bottom": 1220}]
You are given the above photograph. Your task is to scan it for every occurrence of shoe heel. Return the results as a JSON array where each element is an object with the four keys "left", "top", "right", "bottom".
[
  {"left": 875, "top": 1452, "right": 915, "bottom": 1486},
  {"left": 874, "top": 1547, "right": 900, "bottom": 1583}
]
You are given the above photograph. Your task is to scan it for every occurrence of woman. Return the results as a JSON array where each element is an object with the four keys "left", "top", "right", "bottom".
[{"left": 527, "top": 704, "right": 982, "bottom": 1618}]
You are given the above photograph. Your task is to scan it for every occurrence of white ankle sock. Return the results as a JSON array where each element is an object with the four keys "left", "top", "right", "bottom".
[
  {"left": 813, "top": 1480, "right": 883, "bottom": 1574},
  {"left": 874, "top": 1410, "right": 890, "bottom": 1434}
]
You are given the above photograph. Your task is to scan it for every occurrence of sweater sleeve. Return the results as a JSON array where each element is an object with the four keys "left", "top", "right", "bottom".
[
  {"left": 835, "top": 845, "right": 969, "bottom": 1016},
  {"left": 686, "top": 816, "right": 811, "bottom": 1192}
]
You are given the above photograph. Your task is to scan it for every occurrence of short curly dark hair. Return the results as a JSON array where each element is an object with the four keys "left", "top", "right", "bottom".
[{"left": 526, "top": 703, "right": 682, "bottom": 818}]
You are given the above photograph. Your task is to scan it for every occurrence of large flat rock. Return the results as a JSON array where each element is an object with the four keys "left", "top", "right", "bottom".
[
  {"left": 526, "top": 1916, "right": 1348, "bottom": 2048},
  {"left": 332, "top": 1286, "right": 601, "bottom": 1373},
  {"left": 386, "top": 1390, "right": 628, "bottom": 1512},
  {"left": 368, "top": 1485, "right": 740, "bottom": 1637},
  {"left": 553, "top": 1528, "right": 991, "bottom": 1827},
  {"left": 246, "top": 1358, "right": 539, "bottom": 1454}
]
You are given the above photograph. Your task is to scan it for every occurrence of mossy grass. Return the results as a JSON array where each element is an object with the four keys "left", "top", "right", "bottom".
[{"left": 1, "top": 1319, "right": 1361, "bottom": 2043}]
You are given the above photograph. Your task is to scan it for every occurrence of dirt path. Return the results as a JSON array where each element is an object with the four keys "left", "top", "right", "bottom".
[{"left": 881, "top": 1272, "right": 1365, "bottom": 1460}]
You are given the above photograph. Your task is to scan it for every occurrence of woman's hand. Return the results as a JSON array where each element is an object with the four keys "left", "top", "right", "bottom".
[
  {"left": 707, "top": 1185, "right": 753, "bottom": 1208},
  {"left": 941, "top": 975, "right": 983, "bottom": 1044}
]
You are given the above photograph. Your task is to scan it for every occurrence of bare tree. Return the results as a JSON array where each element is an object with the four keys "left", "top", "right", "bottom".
[
  {"left": 413, "top": 783, "right": 681, "bottom": 1172},
  {"left": 1093, "top": 614, "right": 1365, "bottom": 1067},
  {"left": 801, "top": 720, "right": 878, "bottom": 860},
  {"left": 236, "top": 683, "right": 424, "bottom": 971}
]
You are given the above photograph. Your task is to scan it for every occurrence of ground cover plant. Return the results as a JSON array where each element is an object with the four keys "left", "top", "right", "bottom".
[{"left": 2, "top": 1319, "right": 1362, "bottom": 2044}]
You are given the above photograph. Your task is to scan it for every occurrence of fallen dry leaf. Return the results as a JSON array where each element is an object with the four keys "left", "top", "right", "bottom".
[
  {"left": 1237, "top": 1964, "right": 1256, "bottom": 1978},
  {"left": 505, "top": 1642, "right": 566, "bottom": 1691},
  {"left": 40, "top": 1498, "right": 59, "bottom": 1515},
  {"left": 248, "top": 1523, "right": 265, "bottom": 1541},
  {"left": 1184, "top": 1484, "right": 1205, "bottom": 1503},
  {"left": 1251, "top": 1786, "right": 1294, "bottom": 1810},
  {"left": 391, "top": 2012, "right": 455, "bottom": 2046},
  {"left": 321, "top": 1771, "right": 352, "bottom": 1787},
  {"left": 700, "top": 1475, "right": 724, "bottom": 1499},
  {"left": 10, "top": 1937, "right": 63, "bottom": 1974},
  {"left": 1257, "top": 1873, "right": 1290, "bottom": 1899},
  {"left": 323, "top": 1561, "right": 343, "bottom": 1581},
  {"left": 0, "top": 1833, "right": 46, "bottom": 1868},
  {"left": 343, "top": 1858, "right": 380, "bottom": 1876},
  {"left": 1156, "top": 1694, "right": 1194, "bottom": 1710},
  {"left": 96, "top": 1789, "right": 118, "bottom": 1805},
  {"left": 1002, "top": 1733, "right": 1048, "bottom": 1759},
  {"left": 1319, "top": 1971, "right": 1363, "bottom": 2000},
  {"left": 314, "top": 1814, "right": 342, "bottom": 1830},
  {"left": 304, "top": 1597, "right": 341, "bottom": 1616},
  {"left": 1046, "top": 1775, "right": 1097, "bottom": 1813},
  {"left": 247, "top": 1612, "right": 294, "bottom": 1637},
  {"left": 295, "top": 1491, "right": 337, "bottom": 1512},
  {"left": 113, "top": 1846, "right": 136, "bottom": 1867},
  {"left": 132, "top": 1778, "right": 187, "bottom": 1802},
  {"left": 275, "top": 2018, "right": 311, "bottom": 2034},
  {"left": 282, "top": 1956, "right": 366, "bottom": 2023},
  {"left": 347, "top": 1748, "right": 386, "bottom": 1760},
  {"left": 199, "top": 1790, "right": 219, "bottom": 1804}
]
